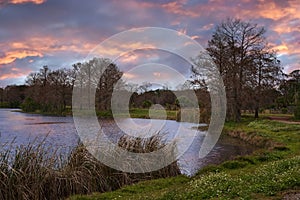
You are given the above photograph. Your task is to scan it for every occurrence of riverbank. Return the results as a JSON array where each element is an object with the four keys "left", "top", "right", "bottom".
[
  {"left": 17, "top": 108, "right": 179, "bottom": 120},
  {"left": 69, "top": 116, "right": 300, "bottom": 199}
]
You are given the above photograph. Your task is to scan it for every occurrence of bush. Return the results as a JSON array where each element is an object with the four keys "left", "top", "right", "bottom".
[
  {"left": 281, "top": 107, "right": 288, "bottom": 114},
  {"left": 21, "top": 97, "right": 39, "bottom": 112},
  {"left": 142, "top": 100, "right": 152, "bottom": 108}
]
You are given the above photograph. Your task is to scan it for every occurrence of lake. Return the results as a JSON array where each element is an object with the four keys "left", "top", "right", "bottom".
[{"left": 0, "top": 109, "right": 256, "bottom": 176}]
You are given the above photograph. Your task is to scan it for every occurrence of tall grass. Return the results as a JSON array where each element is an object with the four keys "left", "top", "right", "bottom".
[{"left": 0, "top": 134, "right": 180, "bottom": 200}]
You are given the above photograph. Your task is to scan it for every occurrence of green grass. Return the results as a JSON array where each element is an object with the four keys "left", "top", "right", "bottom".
[
  {"left": 129, "top": 108, "right": 177, "bottom": 120},
  {"left": 97, "top": 108, "right": 178, "bottom": 120},
  {"left": 69, "top": 116, "right": 300, "bottom": 200},
  {"left": 69, "top": 155, "right": 300, "bottom": 200}
]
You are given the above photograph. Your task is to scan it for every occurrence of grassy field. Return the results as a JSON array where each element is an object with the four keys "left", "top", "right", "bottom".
[
  {"left": 97, "top": 108, "right": 178, "bottom": 120},
  {"left": 69, "top": 116, "right": 300, "bottom": 200}
]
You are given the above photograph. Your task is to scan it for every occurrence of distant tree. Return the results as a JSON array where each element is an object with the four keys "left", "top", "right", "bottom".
[
  {"left": 25, "top": 66, "right": 51, "bottom": 112},
  {"left": 279, "top": 70, "right": 300, "bottom": 105},
  {"left": 142, "top": 100, "right": 152, "bottom": 108},
  {"left": 138, "top": 82, "right": 152, "bottom": 94},
  {"left": 47, "top": 68, "right": 73, "bottom": 112},
  {"left": 25, "top": 66, "right": 73, "bottom": 113},
  {"left": 282, "top": 70, "right": 300, "bottom": 119},
  {"left": 73, "top": 58, "right": 123, "bottom": 111},
  {"left": 250, "top": 50, "right": 283, "bottom": 118},
  {"left": 289, "top": 70, "right": 300, "bottom": 105},
  {"left": 4, "top": 85, "right": 27, "bottom": 108},
  {"left": 0, "top": 88, "right": 4, "bottom": 103},
  {"left": 125, "top": 82, "right": 139, "bottom": 93}
]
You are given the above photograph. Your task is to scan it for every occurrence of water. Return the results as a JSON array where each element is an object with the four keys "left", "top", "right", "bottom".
[{"left": 0, "top": 109, "right": 256, "bottom": 176}]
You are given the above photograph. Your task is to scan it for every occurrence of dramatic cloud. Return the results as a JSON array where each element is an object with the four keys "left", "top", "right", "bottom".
[{"left": 0, "top": 0, "right": 299, "bottom": 86}]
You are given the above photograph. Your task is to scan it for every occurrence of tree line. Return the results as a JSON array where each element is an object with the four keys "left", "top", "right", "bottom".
[{"left": 0, "top": 18, "right": 299, "bottom": 120}]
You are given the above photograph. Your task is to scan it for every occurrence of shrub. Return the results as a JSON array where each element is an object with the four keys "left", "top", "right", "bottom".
[
  {"left": 142, "top": 100, "right": 152, "bottom": 108},
  {"left": 281, "top": 107, "right": 288, "bottom": 114},
  {"left": 21, "top": 97, "right": 39, "bottom": 112}
]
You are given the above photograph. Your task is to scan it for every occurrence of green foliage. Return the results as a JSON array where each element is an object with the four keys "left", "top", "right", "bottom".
[
  {"left": 221, "top": 160, "right": 249, "bottom": 169},
  {"left": 281, "top": 107, "right": 288, "bottom": 114},
  {"left": 187, "top": 156, "right": 300, "bottom": 199},
  {"left": 0, "top": 102, "right": 10, "bottom": 108},
  {"left": 21, "top": 97, "right": 39, "bottom": 112},
  {"left": 0, "top": 101, "right": 21, "bottom": 108},
  {"left": 142, "top": 100, "right": 152, "bottom": 108},
  {"left": 96, "top": 110, "right": 113, "bottom": 118},
  {"left": 175, "top": 96, "right": 197, "bottom": 108},
  {"left": 73, "top": 156, "right": 299, "bottom": 200}
]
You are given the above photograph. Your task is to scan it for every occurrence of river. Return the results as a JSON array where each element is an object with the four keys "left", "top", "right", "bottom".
[{"left": 0, "top": 109, "right": 256, "bottom": 176}]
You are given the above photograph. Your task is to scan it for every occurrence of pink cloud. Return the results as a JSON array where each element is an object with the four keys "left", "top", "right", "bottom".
[{"left": 8, "top": 0, "right": 46, "bottom": 4}]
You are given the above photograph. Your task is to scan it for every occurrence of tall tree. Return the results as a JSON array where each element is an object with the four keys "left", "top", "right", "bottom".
[
  {"left": 280, "top": 70, "right": 300, "bottom": 119},
  {"left": 73, "top": 58, "right": 123, "bottom": 111},
  {"left": 207, "top": 18, "right": 281, "bottom": 121},
  {"left": 250, "top": 50, "right": 283, "bottom": 118}
]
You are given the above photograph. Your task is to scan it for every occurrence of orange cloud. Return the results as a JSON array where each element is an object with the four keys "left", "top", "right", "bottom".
[
  {"left": 191, "top": 35, "right": 200, "bottom": 40},
  {"left": 8, "top": 0, "right": 46, "bottom": 4},
  {"left": 177, "top": 28, "right": 187, "bottom": 35},
  {"left": 200, "top": 23, "right": 214, "bottom": 31},
  {"left": 0, "top": 36, "right": 96, "bottom": 65},
  {"left": 153, "top": 72, "right": 161, "bottom": 77},
  {"left": 93, "top": 41, "right": 156, "bottom": 58},
  {"left": 123, "top": 72, "right": 137, "bottom": 79},
  {"left": 273, "top": 44, "right": 289, "bottom": 55},
  {"left": 161, "top": 0, "right": 199, "bottom": 18},
  {"left": 0, "top": 50, "right": 43, "bottom": 65},
  {"left": 119, "top": 53, "right": 138, "bottom": 63},
  {"left": 256, "top": 2, "right": 286, "bottom": 20}
]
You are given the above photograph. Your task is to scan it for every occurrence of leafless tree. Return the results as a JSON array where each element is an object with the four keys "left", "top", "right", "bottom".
[{"left": 206, "top": 18, "right": 281, "bottom": 121}]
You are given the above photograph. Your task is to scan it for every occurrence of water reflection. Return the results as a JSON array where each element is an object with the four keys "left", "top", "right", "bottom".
[{"left": 0, "top": 109, "right": 256, "bottom": 176}]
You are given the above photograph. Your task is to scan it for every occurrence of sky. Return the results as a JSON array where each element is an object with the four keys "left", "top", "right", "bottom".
[{"left": 0, "top": 0, "right": 299, "bottom": 88}]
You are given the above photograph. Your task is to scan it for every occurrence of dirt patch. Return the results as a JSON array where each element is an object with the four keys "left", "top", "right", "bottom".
[
  {"left": 282, "top": 190, "right": 300, "bottom": 200},
  {"left": 268, "top": 116, "right": 300, "bottom": 125},
  {"left": 225, "top": 130, "right": 285, "bottom": 150},
  {"left": 25, "top": 122, "right": 69, "bottom": 125}
]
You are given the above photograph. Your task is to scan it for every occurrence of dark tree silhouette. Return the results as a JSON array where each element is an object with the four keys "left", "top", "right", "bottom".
[{"left": 207, "top": 18, "right": 282, "bottom": 121}]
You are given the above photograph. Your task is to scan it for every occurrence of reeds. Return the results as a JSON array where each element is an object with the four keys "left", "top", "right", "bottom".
[{"left": 0, "top": 133, "right": 180, "bottom": 200}]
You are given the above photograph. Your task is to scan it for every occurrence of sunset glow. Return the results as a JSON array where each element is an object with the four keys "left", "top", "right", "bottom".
[{"left": 0, "top": 0, "right": 299, "bottom": 87}]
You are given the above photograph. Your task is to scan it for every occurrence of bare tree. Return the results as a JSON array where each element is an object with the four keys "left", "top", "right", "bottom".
[
  {"left": 138, "top": 82, "right": 152, "bottom": 94},
  {"left": 74, "top": 58, "right": 123, "bottom": 111},
  {"left": 250, "top": 50, "right": 283, "bottom": 118},
  {"left": 206, "top": 18, "right": 278, "bottom": 121}
]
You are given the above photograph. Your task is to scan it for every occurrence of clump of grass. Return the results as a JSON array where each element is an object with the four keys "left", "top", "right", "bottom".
[
  {"left": 118, "top": 134, "right": 180, "bottom": 180},
  {"left": 0, "top": 133, "right": 180, "bottom": 200},
  {"left": 221, "top": 160, "right": 249, "bottom": 169}
]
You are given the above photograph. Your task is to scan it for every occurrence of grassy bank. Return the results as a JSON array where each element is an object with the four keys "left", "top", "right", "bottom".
[
  {"left": 92, "top": 108, "right": 178, "bottom": 120},
  {"left": 69, "top": 117, "right": 300, "bottom": 200},
  {"left": 18, "top": 108, "right": 178, "bottom": 119}
]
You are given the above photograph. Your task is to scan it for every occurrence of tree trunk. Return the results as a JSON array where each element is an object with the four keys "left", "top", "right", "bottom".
[{"left": 255, "top": 107, "right": 259, "bottom": 118}]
